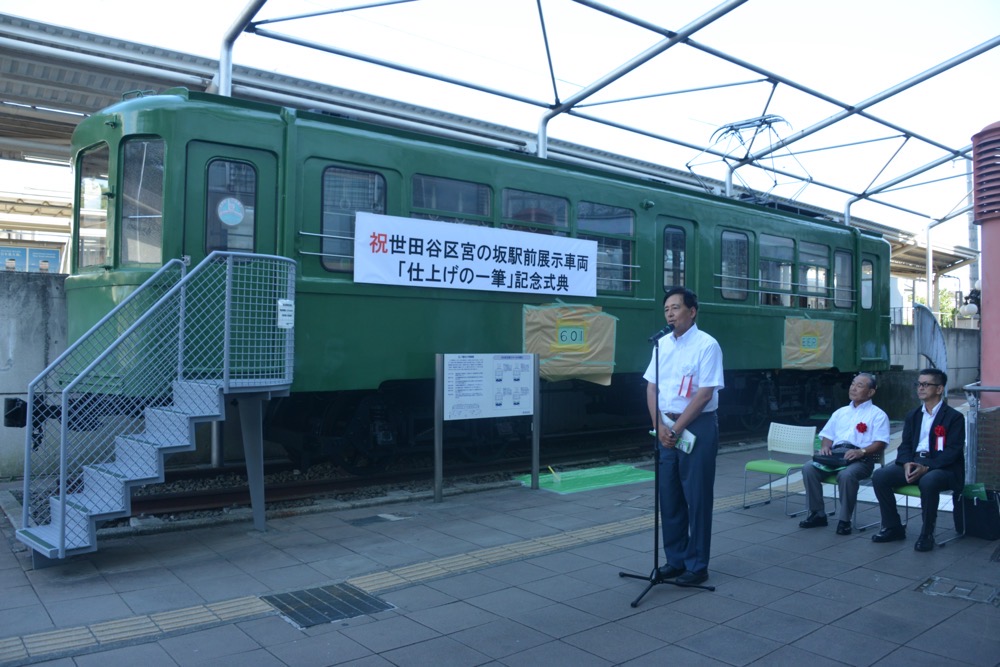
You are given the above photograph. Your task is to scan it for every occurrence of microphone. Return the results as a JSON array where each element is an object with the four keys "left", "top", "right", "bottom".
[{"left": 648, "top": 324, "right": 673, "bottom": 343}]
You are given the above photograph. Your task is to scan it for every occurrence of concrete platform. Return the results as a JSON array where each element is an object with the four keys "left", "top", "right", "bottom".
[{"left": 1, "top": 443, "right": 998, "bottom": 666}]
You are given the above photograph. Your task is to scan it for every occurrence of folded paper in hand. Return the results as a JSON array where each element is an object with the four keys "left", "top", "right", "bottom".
[{"left": 660, "top": 413, "right": 696, "bottom": 454}]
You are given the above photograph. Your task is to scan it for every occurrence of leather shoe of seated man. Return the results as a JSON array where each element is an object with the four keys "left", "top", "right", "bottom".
[
  {"left": 914, "top": 533, "right": 935, "bottom": 552},
  {"left": 798, "top": 513, "right": 828, "bottom": 529},
  {"left": 675, "top": 570, "right": 709, "bottom": 586},
  {"left": 836, "top": 520, "right": 852, "bottom": 535},
  {"left": 871, "top": 525, "right": 906, "bottom": 543},
  {"left": 657, "top": 564, "right": 684, "bottom": 579}
]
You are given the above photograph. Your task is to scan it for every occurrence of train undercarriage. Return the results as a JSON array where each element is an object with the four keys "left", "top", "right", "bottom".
[{"left": 264, "top": 369, "right": 852, "bottom": 474}]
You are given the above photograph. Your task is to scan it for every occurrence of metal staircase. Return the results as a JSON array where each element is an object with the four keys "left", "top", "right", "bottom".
[{"left": 17, "top": 252, "right": 296, "bottom": 564}]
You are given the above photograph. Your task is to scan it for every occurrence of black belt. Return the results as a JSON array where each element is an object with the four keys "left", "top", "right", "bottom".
[{"left": 665, "top": 411, "right": 715, "bottom": 421}]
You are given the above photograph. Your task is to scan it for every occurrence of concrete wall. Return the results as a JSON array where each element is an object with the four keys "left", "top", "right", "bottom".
[
  {"left": 890, "top": 324, "right": 981, "bottom": 389},
  {"left": 0, "top": 272, "right": 67, "bottom": 479}
]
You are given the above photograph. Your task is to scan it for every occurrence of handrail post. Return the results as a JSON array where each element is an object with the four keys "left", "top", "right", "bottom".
[{"left": 223, "top": 255, "right": 234, "bottom": 391}]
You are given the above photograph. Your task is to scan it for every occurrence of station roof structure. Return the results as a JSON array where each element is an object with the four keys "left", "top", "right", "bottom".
[{"left": 0, "top": 2, "right": 994, "bottom": 281}]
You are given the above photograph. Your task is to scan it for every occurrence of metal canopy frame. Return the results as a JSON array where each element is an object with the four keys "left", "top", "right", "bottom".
[
  {"left": 215, "top": 0, "right": 997, "bottom": 238},
  {"left": 0, "top": 2, "right": 993, "bottom": 284}
]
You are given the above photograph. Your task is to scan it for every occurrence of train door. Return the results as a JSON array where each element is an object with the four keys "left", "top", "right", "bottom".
[
  {"left": 857, "top": 252, "right": 886, "bottom": 365},
  {"left": 657, "top": 215, "right": 697, "bottom": 297},
  {"left": 183, "top": 141, "right": 278, "bottom": 263}
]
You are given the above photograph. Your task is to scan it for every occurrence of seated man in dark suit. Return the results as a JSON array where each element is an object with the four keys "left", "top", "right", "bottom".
[{"left": 870, "top": 368, "right": 965, "bottom": 552}]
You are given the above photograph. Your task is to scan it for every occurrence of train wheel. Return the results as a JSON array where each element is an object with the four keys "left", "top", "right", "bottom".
[
  {"left": 458, "top": 419, "right": 512, "bottom": 462},
  {"left": 739, "top": 386, "right": 769, "bottom": 432},
  {"left": 330, "top": 395, "right": 399, "bottom": 476}
]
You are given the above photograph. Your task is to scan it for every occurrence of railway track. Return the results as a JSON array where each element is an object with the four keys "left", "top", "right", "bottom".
[{"left": 125, "top": 428, "right": 766, "bottom": 518}]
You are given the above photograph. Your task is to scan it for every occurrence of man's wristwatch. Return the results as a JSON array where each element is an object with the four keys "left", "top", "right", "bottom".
[{"left": 668, "top": 429, "right": 677, "bottom": 439}]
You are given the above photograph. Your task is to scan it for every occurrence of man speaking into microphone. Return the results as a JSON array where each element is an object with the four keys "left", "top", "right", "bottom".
[{"left": 643, "top": 287, "right": 724, "bottom": 586}]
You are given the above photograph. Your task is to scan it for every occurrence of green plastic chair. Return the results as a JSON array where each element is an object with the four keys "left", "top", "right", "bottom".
[{"left": 743, "top": 423, "right": 816, "bottom": 516}]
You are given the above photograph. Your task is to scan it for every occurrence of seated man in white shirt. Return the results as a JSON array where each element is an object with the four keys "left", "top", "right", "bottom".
[{"left": 799, "top": 373, "right": 890, "bottom": 535}]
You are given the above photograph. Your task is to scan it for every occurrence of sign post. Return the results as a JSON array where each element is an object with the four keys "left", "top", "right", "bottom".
[{"left": 434, "top": 353, "right": 539, "bottom": 501}]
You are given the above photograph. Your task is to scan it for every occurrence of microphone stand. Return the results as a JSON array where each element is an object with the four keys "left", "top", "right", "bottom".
[{"left": 619, "top": 326, "right": 714, "bottom": 606}]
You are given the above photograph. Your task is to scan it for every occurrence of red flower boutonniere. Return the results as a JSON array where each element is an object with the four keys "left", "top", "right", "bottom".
[
  {"left": 933, "top": 424, "right": 946, "bottom": 452},
  {"left": 856, "top": 422, "right": 868, "bottom": 434}
]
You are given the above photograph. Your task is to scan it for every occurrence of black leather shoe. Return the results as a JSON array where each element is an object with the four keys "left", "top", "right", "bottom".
[
  {"left": 657, "top": 564, "right": 684, "bottom": 579},
  {"left": 799, "top": 513, "right": 828, "bottom": 529},
  {"left": 871, "top": 526, "right": 906, "bottom": 543},
  {"left": 914, "top": 534, "right": 935, "bottom": 552},
  {"left": 836, "top": 521, "right": 852, "bottom": 535},
  {"left": 675, "top": 570, "right": 709, "bottom": 586}
]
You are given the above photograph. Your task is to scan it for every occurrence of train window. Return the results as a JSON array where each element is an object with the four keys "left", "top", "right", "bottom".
[
  {"left": 77, "top": 144, "right": 110, "bottom": 269},
  {"left": 834, "top": 251, "right": 853, "bottom": 308},
  {"left": 861, "top": 259, "right": 874, "bottom": 309},
  {"left": 120, "top": 138, "right": 165, "bottom": 265},
  {"left": 759, "top": 234, "right": 793, "bottom": 306},
  {"left": 578, "top": 201, "right": 635, "bottom": 293},
  {"left": 720, "top": 230, "right": 749, "bottom": 300},
  {"left": 321, "top": 166, "right": 386, "bottom": 273},
  {"left": 798, "top": 241, "right": 829, "bottom": 309},
  {"left": 205, "top": 160, "right": 256, "bottom": 253},
  {"left": 501, "top": 189, "right": 568, "bottom": 233},
  {"left": 662, "top": 226, "right": 685, "bottom": 291},
  {"left": 411, "top": 174, "right": 491, "bottom": 225}
]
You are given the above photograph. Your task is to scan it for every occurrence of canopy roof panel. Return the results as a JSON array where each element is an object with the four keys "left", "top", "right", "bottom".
[{"left": 0, "top": 0, "right": 993, "bottom": 278}]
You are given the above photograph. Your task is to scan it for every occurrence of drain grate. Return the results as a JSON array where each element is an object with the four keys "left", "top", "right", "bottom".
[
  {"left": 262, "top": 583, "right": 394, "bottom": 628},
  {"left": 917, "top": 576, "right": 998, "bottom": 604}
]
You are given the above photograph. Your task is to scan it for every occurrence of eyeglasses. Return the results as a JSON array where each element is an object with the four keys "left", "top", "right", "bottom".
[{"left": 913, "top": 382, "right": 941, "bottom": 389}]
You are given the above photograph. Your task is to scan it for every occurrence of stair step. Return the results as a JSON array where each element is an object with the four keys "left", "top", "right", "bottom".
[
  {"left": 113, "top": 438, "right": 164, "bottom": 478},
  {"left": 143, "top": 407, "right": 195, "bottom": 444},
  {"left": 60, "top": 489, "right": 127, "bottom": 518},
  {"left": 17, "top": 524, "right": 94, "bottom": 558},
  {"left": 172, "top": 380, "right": 224, "bottom": 417},
  {"left": 81, "top": 465, "right": 132, "bottom": 514}
]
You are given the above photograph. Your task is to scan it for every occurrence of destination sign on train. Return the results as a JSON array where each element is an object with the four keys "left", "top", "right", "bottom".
[{"left": 354, "top": 212, "right": 598, "bottom": 297}]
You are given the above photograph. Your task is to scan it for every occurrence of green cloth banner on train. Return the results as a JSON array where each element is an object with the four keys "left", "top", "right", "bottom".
[{"left": 782, "top": 318, "right": 834, "bottom": 370}]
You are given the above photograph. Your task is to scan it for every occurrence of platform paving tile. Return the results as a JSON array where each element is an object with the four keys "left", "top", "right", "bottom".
[
  {"left": 872, "top": 645, "right": 984, "bottom": 667},
  {"left": 499, "top": 638, "right": 614, "bottom": 666},
  {"left": 563, "top": 622, "right": 670, "bottom": 664},
  {"left": 448, "top": 618, "right": 553, "bottom": 660},
  {"left": 793, "top": 623, "right": 900, "bottom": 666},
  {"left": 380, "top": 635, "right": 491, "bottom": 667},
  {"left": 764, "top": 589, "right": 865, "bottom": 625},
  {"left": 4, "top": 444, "right": 1000, "bottom": 666},
  {"left": 263, "top": 630, "right": 373, "bottom": 666},
  {"left": 745, "top": 644, "right": 848, "bottom": 667},
  {"left": 618, "top": 604, "right": 716, "bottom": 643},
  {"left": 512, "top": 571, "right": 605, "bottom": 603},
  {"left": 337, "top": 614, "right": 440, "bottom": 654},
  {"left": 724, "top": 606, "right": 824, "bottom": 644},
  {"left": 678, "top": 624, "right": 785, "bottom": 666},
  {"left": 508, "top": 601, "right": 607, "bottom": 639},
  {"left": 744, "top": 563, "right": 828, "bottom": 591},
  {"left": 69, "top": 641, "right": 179, "bottom": 667},
  {"left": 405, "top": 600, "right": 501, "bottom": 634}
]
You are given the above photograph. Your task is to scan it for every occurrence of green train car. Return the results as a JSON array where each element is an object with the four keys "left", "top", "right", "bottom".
[{"left": 66, "top": 89, "right": 890, "bottom": 470}]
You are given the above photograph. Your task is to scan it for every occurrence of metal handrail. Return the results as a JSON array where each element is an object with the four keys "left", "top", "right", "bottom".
[{"left": 21, "top": 252, "right": 296, "bottom": 558}]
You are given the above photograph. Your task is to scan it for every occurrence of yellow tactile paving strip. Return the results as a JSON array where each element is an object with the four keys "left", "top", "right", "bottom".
[{"left": 0, "top": 488, "right": 774, "bottom": 665}]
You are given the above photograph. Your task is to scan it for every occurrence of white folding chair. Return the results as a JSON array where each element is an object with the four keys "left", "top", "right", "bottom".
[{"left": 743, "top": 423, "right": 816, "bottom": 516}]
